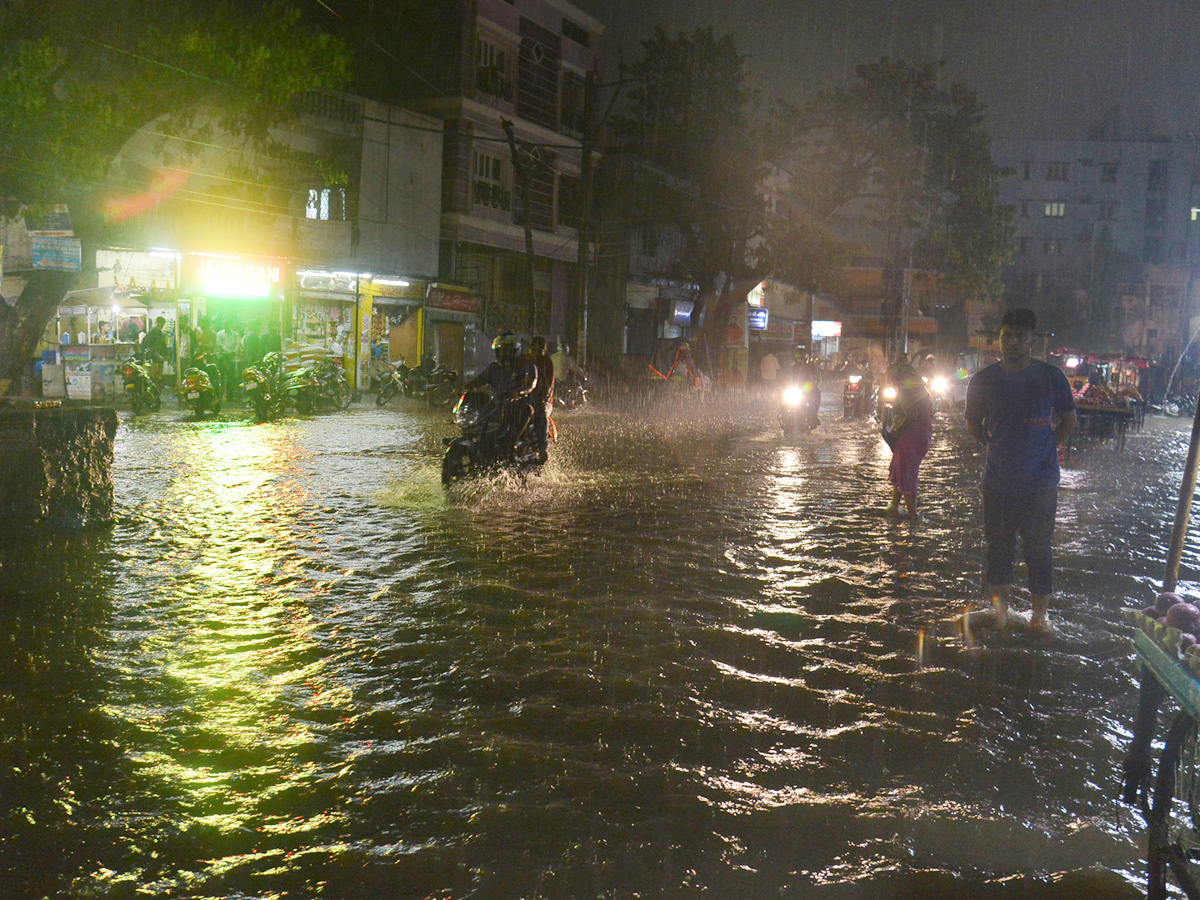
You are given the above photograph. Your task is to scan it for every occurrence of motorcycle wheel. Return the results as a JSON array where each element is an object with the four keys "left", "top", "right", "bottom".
[
  {"left": 428, "top": 382, "right": 458, "bottom": 408},
  {"left": 253, "top": 397, "right": 271, "bottom": 423},
  {"left": 332, "top": 380, "right": 352, "bottom": 410},
  {"left": 375, "top": 382, "right": 396, "bottom": 407},
  {"left": 131, "top": 393, "right": 145, "bottom": 416},
  {"left": 442, "top": 442, "right": 475, "bottom": 485},
  {"left": 209, "top": 397, "right": 221, "bottom": 416},
  {"left": 148, "top": 388, "right": 161, "bottom": 413},
  {"left": 296, "top": 392, "right": 314, "bottom": 415}
]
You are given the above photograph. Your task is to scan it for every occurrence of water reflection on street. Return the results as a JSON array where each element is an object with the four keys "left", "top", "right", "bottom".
[{"left": 1, "top": 391, "right": 1191, "bottom": 898}]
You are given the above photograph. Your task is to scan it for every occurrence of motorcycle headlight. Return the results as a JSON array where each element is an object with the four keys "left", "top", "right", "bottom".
[
  {"left": 883, "top": 386, "right": 898, "bottom": 401},
  {"left": 782, "top": 384, "right": 805, "bottom": 406},
  {"left": 931, "top": 376, "right": 949, "bottom": 394},
  {"left": 848, "top": 375, "right": 862, "bottom": 384}
]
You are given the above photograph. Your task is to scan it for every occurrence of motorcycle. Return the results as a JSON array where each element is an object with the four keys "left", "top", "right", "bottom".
[
  {"left": 242, "top": 354, "right": 286, "bottom": 422},
  {"left": 408, "top": 362, "right": 460, "bottom": 407},
  {"left": 122, "top": 353, "right": 161, "bottom": 415},
  {"left": 842, "top": 374, "right": 874, "bottom": 419},
  {"left": 179, "top": 351, "right": 222, "bottom": 417},
  {"left": 375, "top": 358, "right": 411, "bottom": 407},
  {"left": 922, "top": 374, "right": 950, "bottom": 413},
  {"left": 282, "top": 362, "right": 319, "bottom": 415},
  {"left": 554, "top": 374, "right": 589, "bottom": 411},
  {"left": 780, "top": 381, "right": 820, "bottom": 437},
  {"left": 441, "top": 386, "right": 543, "bottom": 485},
  {"left": 313, "top": 357, "right": 352, "bottom": 410}
]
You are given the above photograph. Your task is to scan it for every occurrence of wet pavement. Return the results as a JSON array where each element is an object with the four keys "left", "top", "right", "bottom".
[{"left": 1, "top": 387, "right": 1191, "bottom": 899}]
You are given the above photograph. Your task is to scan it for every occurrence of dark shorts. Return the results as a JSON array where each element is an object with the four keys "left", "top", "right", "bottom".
[{"left": 983, "top": 486, "right": 1058, "bottom": 595}]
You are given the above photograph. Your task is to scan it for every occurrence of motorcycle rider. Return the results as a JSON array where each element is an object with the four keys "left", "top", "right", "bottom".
[
  {"left": 141, "top": 316, "right": 170, "bottom": 383},
  {"left": 790, "top": 348, "right": 821, "bottom": 429},
  {"left": 551, "top": 341, "right": 587, "bottom": 384},
  {"left": 526, "top": 336, "right": 555, "bottom": 464},
  {"left": 469, "top": 332, "right": 538, "bottom": 452}
]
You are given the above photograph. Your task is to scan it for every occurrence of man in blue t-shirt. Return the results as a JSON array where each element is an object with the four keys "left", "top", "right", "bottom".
[{"left": 965, "top": 307, "right": 1078, "bottom": 634}]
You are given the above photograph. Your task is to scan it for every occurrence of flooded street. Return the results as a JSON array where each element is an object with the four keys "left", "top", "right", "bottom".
[{"left": 1, "top": 389, "right": 1191, "bottom": 899}]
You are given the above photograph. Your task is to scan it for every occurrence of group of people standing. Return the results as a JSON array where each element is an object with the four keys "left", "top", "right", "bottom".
[{"left": 177, "top": 316, "right": 283, "bottom": 399}]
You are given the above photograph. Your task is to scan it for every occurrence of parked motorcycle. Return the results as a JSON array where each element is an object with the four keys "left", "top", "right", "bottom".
[
  {"left": 780, "top": 382, "right": 820, "bottom": 437},
  {"left": 314, "top": 357, "right": 352, "bottom": 410},
  {"left": 408, "top": 361, "right": 460, "bottom": 407},
  {"left": 282, "top": 362, "right": 319, "bottom": 415},
  {"left": 242, "top": 354, "right": 286, "bottom": 422},
  {"left": 842, "top": 374, "right": 874, "bottom": 419},
  {"left": 375, "top": 358, "right": 411, "bottom": 407},
  {"left": 441, "top": 386, "right": 543, "bottom": 485},
  {"left": 179, "top": 352, "right": 221, "bottom": 417},
  {"left": 554, "top": 374, "right": 589, "bottom": 411},
  {"left": 122, "top": 352, "right": 161, "bottom": 415}
]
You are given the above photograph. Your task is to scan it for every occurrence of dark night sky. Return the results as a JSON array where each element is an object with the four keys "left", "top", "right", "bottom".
[{"left": 572, "top": 0, "right": 1200, "bottom": 140}]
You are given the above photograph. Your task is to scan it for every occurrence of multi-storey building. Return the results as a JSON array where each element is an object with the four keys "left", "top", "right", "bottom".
[
  {"left": 341, "top": 0, "right": 603, "bottom": 343},
  {"left": 994, "top": 138, "right": 1200, "bottom": 360}
]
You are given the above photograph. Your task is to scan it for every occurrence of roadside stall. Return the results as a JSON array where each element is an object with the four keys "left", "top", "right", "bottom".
[
  {"left": 46, "top": 286, "right": 157, "bottom": 400},
  {"left": 1053, "top": 350, "right": 1145, "bottom": 448}
]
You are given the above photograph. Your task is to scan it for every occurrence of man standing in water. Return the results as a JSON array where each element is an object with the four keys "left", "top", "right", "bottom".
[{"left": 965, "top": 307, "right": 1077, "bottom": 634}]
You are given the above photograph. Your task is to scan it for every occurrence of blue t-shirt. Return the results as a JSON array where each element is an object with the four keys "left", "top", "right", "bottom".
[{"left": 964, "top": 360, "right": 1076, "bottom": 495}]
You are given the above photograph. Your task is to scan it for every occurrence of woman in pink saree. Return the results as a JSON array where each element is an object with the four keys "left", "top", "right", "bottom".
[{"left": 885, "top": 364, "right": 935, "bottom": 519}]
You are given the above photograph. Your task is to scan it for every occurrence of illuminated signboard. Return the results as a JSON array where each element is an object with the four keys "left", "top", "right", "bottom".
[
  {"left": 812, "top": 320, "right": 842, "bottom": 338},
  {"left": 747, "top": 307, "right": 769, "bottom": 330},
  {"left": 190, "top": 253, "right": 283, "bottom": 299},
  {"left": 747, "top": 281, "right": 766, "bottom": 308}
]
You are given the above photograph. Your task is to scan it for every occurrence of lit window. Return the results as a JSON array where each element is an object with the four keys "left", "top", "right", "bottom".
[
  {"left": 306, "top": 188, "right": 346, "bottom": 221},
  {"left": 1044, "top": 202, "right": 1066, "bottom": 217}
]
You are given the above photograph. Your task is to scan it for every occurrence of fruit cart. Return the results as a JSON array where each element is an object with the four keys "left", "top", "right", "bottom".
[{"left": 1122, "top": 389, "right": 1200, "bottom": 899}]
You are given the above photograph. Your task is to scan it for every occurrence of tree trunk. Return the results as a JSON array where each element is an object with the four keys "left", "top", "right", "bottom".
[{"left": 0, "top": 270, "right": 84, "bottom": 396}]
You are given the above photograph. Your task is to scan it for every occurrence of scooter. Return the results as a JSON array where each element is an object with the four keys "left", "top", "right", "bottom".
[
  {"left": 122, "top": 352, "right": 161, "bottom": 415},
  {"left": 179, "top": 351, "right": 221, "bottom": 417},
  {"left": 780, "top": 382, "right": 820, "bottom": 437},
  {"left": 842, "top": 374, "right": 874, "bottom": 419}
]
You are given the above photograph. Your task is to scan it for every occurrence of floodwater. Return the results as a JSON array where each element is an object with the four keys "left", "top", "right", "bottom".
[{"left": 0, "top": 386, "right": 1192, "bottom": 899}]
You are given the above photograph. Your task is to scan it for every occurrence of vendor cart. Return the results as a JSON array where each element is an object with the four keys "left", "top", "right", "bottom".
[
  {"left": 1074, "top": 402, "right": 1135, "bottom": 450},
  {"left": 1122, "top": 387, "right": 1200, "bottom": 898}
]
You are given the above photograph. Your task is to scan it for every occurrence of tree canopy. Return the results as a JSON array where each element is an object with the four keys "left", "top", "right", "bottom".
[
  {"left": 761, "top": 59, "right": 1015, "bottom": 303},
  {"left": 0, "top": 0, "right": 350, "bottom": 393},
  {"left": 609, "top": 27, "right": 763, "bottom": 358}
]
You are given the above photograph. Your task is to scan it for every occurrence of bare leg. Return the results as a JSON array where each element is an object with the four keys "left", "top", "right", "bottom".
[
  {"left": 990, "top": 584, "right": 1010, "bottom": 630},
  {"left": 886, "top": 487, "right": 901, "bottom": 514},
  {"left": 903, "top": 492, "right": 918, "bottom": 519},
  {"left": 1030, "top": 594, "right": 1053, "bottom": 634}
]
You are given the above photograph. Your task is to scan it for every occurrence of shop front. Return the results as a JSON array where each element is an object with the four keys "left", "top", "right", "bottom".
[
  {"left": 183, "top": 251, "right": 287, "bottom": 345},
  {"left": 360, "top": 277, "right": 426, "bottom": 388},
  {"left": 423, "top": 283, "right": 482, "bottom": 380},
  {"left": 293, "top": 269, "right": 360, "bottom": 387}
]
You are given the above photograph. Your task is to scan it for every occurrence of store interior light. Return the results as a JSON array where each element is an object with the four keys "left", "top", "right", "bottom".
[
  {"left": 1066, "top": 356, "right": 1081, "bottom": 368},
  {"left": 372, "top": 277, "right": 410, "bottom": 287}
]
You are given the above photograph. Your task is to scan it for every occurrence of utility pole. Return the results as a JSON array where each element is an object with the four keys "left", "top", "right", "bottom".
[
  {"left": 573, "top": 70, "right": 596, "bottom": 365},
  {"left": 501, "top": 119, "right": 538, "bottom": 335}
]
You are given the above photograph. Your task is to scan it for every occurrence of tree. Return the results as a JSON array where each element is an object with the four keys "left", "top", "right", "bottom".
[
  {"left": 0, "top": 0, "right": 350, "bottom": 394},
  {"left": 606, "top": 27, "right": 762, "bottom": 371},
  {"left": 761, "top": 59, "right": 1015, "bottom": 346}
]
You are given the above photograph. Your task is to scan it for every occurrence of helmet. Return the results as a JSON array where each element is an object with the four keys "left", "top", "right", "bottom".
[{"left": 492, "top": 332, "right": 518, "bottom": 360}]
